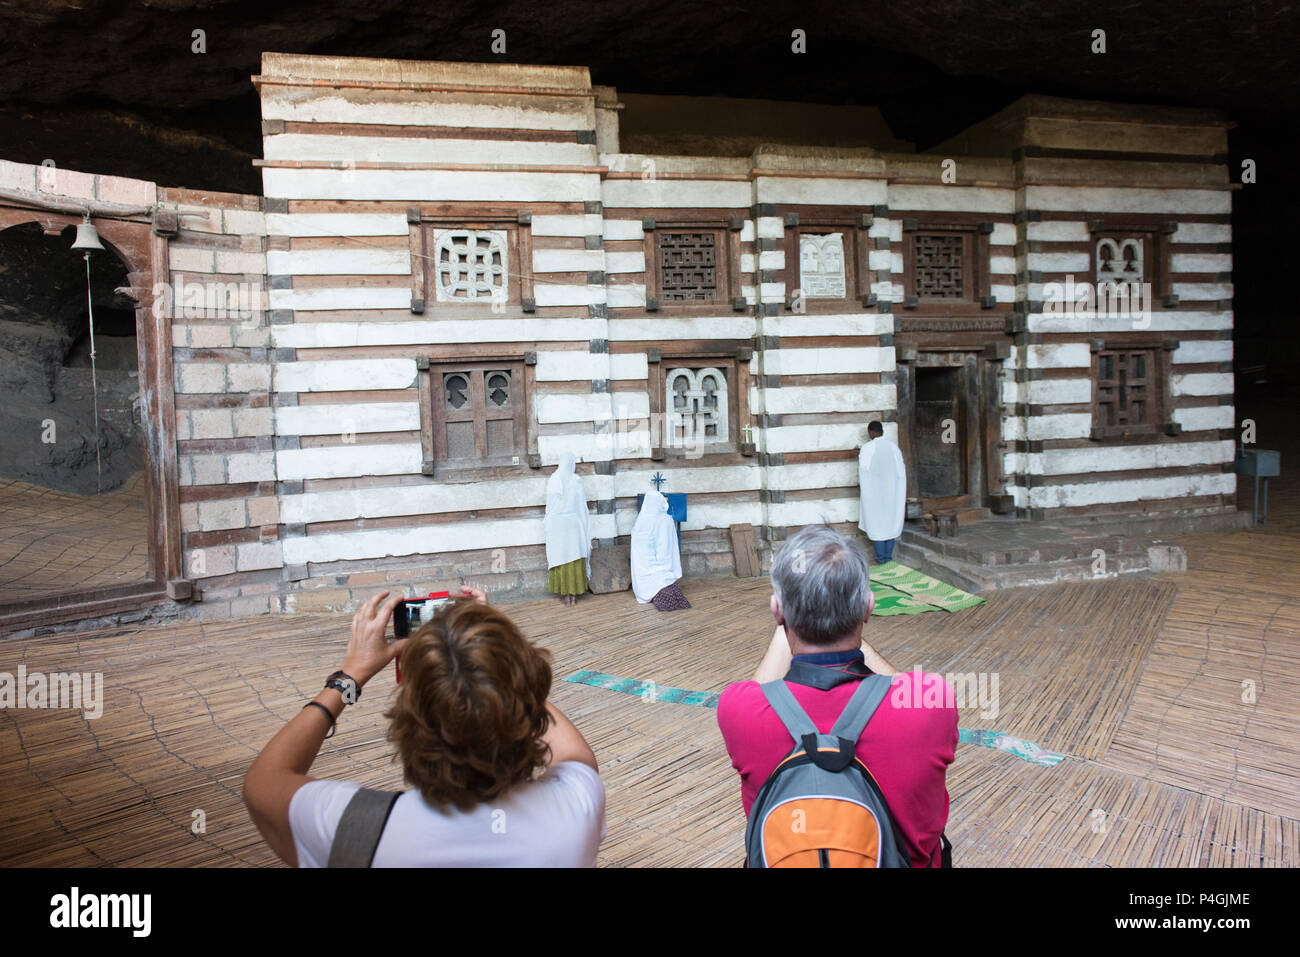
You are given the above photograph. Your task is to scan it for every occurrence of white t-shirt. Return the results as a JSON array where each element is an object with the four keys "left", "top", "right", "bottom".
[{"left": 289, "top": 761, "right": 605, "bottom": 867}]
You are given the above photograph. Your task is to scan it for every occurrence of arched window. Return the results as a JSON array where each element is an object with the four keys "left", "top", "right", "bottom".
[
  {"left": 427, "top": 362, "right": 528, "bottom": 470},
  {"left": 664, "top": 366, "right": 728, "bottom": 445},
  {"left": 1096, "top": 236, "right": 1143, "bottom": 289},
  {"left": 1096, "top": 239, "right": 1119, "bottom": 278},
  {"left": 1120, "top": 238, "right": 1143, "bottom": 276}
]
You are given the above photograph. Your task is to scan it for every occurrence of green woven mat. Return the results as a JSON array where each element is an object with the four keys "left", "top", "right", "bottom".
[
  {"left": 869, "top": 561, "right": 986, "bottom": 614},
  {"left": 868, "top": 581, "right": 945, "bottom": 616}
]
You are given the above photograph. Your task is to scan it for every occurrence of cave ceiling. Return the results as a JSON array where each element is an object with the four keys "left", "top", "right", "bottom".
[{"left": 1, "top": 0, "right": 1295, "bottom": 194}]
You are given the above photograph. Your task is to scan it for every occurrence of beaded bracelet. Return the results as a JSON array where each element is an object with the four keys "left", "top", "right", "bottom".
[{"left": 303, "top": 701, "right": 337, "bottom": 738}]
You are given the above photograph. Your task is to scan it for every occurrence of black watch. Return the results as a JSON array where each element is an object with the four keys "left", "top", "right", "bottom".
[{"left": 325, "top": 670, "right": 361, "bottom": 705}]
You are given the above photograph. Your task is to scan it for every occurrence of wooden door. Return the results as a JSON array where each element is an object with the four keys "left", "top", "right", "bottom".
[
  {"left": 915, "top": 366, "right": 966, "bottom": 499},
  {"left": 904, "top": 351, "right": 986, "bottom": 511}
]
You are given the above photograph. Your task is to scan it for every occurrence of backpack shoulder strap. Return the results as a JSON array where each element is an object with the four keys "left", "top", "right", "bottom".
[
  {"left": 759, "top": 678, "right": 819, "bottom": 743},
  {"left": 828, "top": 673, "right": 894, "bottom": 744},
  {"left": 327, "top": 788, "right": 403, "bottom": 868}
]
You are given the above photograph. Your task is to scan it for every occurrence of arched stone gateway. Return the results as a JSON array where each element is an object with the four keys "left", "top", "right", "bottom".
[{"left": 0, "top": 198, "right": 184, "bottom": 629}]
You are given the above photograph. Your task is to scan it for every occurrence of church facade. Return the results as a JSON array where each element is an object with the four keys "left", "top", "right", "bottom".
[{"left": 0, "top": 52, "right": 1239, "bottom": 621}]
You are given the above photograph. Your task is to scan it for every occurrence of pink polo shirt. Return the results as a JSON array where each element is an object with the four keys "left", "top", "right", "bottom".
[{"left": 717, "top": 664, "right": 957, "bottom": 867}]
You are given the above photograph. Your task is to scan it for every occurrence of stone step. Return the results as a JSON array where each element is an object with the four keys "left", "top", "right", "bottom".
[
  {"left": 893, "top": 539, "right": 1185, "bottom": 594},
  {"left": 898, "top": 506, "right": 1244, "bottom": 566},
  {"left": 951, "top": 506, "right": 994, "bottom": 525},
  {"left": 1055, "top": 508, "right": 1252, "bottom": 538},
  {"left": 899, "top": 527, "right": 1141, "bottom": 566}
]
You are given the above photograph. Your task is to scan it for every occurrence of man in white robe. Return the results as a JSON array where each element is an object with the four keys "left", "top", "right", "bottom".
[{"left": 858, "top": 420, "right": 906, "bottom": 564}]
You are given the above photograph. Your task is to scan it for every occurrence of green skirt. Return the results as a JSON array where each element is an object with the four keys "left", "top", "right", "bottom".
[{"left": 548, "top": 557, "right": 588, "bottom": 596}]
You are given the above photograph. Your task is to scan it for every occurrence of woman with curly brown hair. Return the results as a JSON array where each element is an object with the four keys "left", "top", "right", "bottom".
[{"left": 243, "top": 586, "right": 604, "bottom": 867}]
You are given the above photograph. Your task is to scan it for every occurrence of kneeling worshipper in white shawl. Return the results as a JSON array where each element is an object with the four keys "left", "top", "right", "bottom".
[
  {"left": 630, "top": 490, "right": 690, "bottom": 611},
  {"left": 545, "top": 452, "right": 591, "bottom": 606},
  {"left": 857, "top": 422, "right": 907, "bottom": 565}
]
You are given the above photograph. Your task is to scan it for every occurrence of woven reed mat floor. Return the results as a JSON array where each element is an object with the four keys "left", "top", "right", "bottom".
[
  {"left": 0, "top": 472, "right": 151, "bottom": 605},
  {"left": 3, "top": 522, "right": 1297, "bottom": 866},
  {"left": 1098, "top": 425, "right": 1300, "bottom": 828}
]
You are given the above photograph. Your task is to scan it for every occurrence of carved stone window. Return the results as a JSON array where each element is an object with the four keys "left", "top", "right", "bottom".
[
  {"left": 1089, "top": 222, "right": 1177, "bottom": 308},
  {"left": 777, "top": 208, "right": 875, "bottom": 312},
  {"left": 418, "top": 357, "right": 534, "bottom": 477},
  {"left": 434, "top": 229, "right": 508, "bottom": 302},
  {"left": 799, "top": 233, "right": 847, "bottom": 298},
  {"left": 407, "top": 207, "right": 535, "bottom": 315},
  {"left": 658, "top": 231, "right": 720, "bottom": 302},
  {"left": 1095, "top": 236, "right": 1145, "bottom": 294},
  {"left": 642, "top": 346, "right": 754, "bottom": 458},
  {"left": 665, "top": 366, "right": 728, "bottom": 445}
]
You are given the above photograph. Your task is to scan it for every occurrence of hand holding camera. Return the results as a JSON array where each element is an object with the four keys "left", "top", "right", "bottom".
[
  {"left": 343, "top": 591, "right": 406, "bottom": 688},
  {"left": 391, "top": 585, "right": 489, "bottom": 637},
  {"left": 392, "top": 591, "right": 453, "bottom": 638},
  {"left": 342, "top": 586, "right": 491, "bottom": 689}
]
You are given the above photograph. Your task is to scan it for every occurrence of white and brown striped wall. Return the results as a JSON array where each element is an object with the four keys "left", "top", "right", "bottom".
[
  {"left": 170, "top": 57, "right": 1237, "bottom": 617},
  {"left": 165, "top": 187, "right": 281, "bottom": 617},
  {"left": 965, "top": 100, "right": 1239, "bottom": 519}
]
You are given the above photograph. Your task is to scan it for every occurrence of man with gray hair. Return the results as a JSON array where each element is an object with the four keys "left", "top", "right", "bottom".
[{"left": 716, "top": 524, "right": 957, "bottom": 866}]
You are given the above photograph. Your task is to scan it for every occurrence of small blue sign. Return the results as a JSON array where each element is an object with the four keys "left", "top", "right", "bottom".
[{"left": 637, "top": 492, "right": 687, "bottom": 523}]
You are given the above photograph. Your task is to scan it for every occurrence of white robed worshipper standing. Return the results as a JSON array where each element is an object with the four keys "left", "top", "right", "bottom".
[
  {"left": 630, "top": 490, "right": 691, "bottom": 611},
  {"left": 545, "top": 452, "right": 591, "bottom": 606},
  {"left": 858, "top": 420, "right": 907, "bottom": 564}
]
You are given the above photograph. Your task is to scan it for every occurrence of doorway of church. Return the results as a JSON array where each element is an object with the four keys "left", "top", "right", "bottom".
[
  {"left": 897, "top": 350, "right": 994, "bottom": 513},
  {"left": 915, "top": 365, "right": 967, "bottom": 499}
]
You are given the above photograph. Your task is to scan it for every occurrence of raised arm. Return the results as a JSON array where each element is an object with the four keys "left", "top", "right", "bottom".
[
  {"left": 243, "top": 589, "right": 406, "bottom": 867},
  {"left": 753, "top": 625, "right": 793, "bottom": 683},
  {"left": 860, "top": 639, "right": 900, "bottom": 676},
  {"left": 542, "top": 701, "right": 598, "bottom": 771}
]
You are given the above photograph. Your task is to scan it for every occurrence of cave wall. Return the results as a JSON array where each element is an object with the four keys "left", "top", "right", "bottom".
[{"left": 0, "top": 221, "right": 142, "bottom": 493}]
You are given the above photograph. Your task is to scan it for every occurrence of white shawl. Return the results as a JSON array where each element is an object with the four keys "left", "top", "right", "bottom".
[
  {"left": 630, "top": 490, "right": 682, "bottom": 602},
  {"left": 858, "top": 436, "right": 906, "bottom": 541},
  {"left": 544, "top": 452, "right": 590, "bottom": 573}
]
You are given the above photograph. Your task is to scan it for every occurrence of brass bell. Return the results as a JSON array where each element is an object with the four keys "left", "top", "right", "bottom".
[{"left": 71, "top": 216, "right": 105, "bottom": 252}]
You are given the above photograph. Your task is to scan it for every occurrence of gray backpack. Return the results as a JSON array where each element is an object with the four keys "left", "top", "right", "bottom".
[{"left": 744, "top": 667, "right": 912, "bottom": 868}]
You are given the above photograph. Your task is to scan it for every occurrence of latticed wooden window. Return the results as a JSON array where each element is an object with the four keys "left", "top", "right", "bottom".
[
  {"left": 433, "top": 362, "right": 526, "bottom": 465},
  {"left": 658, "top": 232, "right": 719, "bottom": 301},
  {"left": 914, "top": 234, "right": 965, "bottom": 298},
  {"left": 1095, "top": 349, "right": 1153, "bottom": 428}
]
